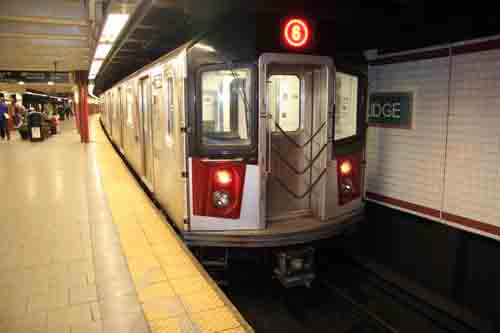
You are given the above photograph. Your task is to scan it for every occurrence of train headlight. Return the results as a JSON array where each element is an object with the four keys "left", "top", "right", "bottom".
[{"left": 213, "top": 191, "right": 231, "bottom": 208}]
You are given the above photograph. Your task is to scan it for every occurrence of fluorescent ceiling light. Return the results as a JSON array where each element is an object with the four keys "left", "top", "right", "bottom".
[
  {"left": 196, "top": 43, "right": 216, "bottom": 53},
  {"left": 48, "top": 81, "right": 54, "bottom": 86},
  {"left": 18, "top": 81, "right": 24, "bottom": 85},
  {"left": 99, "top": 14, "right": 129, "bottom": 43},
  {"left": 89, "top": 60, "right": 103, "bottom": 76},
  {"left": 25, "top": 92, "right": 48, "bottom": 97},
  {"left": 94, "top": 43, "right": 112, "bottom": 59}
]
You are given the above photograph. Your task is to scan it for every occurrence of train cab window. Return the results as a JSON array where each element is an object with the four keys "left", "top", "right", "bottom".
[
  {"left": 334, "top": 72, "right": 359, "bottom": 141},
  {"left": 200, "top": 68, "right": 251, "bottom": 146},
  {"left": 268, "top": 75, "right": 301, "bottom": 132}
]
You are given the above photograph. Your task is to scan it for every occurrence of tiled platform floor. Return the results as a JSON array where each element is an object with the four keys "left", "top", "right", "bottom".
[
  {"left": 0, "top": 119, "right": 149, "bottom": 333},
  {"left": 0, "top": 117, "right": 251, "bottom": 333}
]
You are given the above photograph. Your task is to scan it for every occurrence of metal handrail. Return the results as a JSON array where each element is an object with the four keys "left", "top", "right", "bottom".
[
  {"left": 271, "top": 168, "right": 327, "bottom": 200},
  {"left": 274, "top": 121, "right": 326, "bottom": 149},
  {"left": 271, "top": 143, "right": 328, "bottom": 175}
]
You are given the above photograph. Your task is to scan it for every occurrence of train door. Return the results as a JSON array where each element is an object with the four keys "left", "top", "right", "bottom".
[
  {"left": 259, "top": 54, "right": 334, "bottom": 225},
  {"left": 139, "top": 76, "right": 154, "bottom": 189},
  {"left": 151, "top": 73, "right": 163, "bottom": 193}
]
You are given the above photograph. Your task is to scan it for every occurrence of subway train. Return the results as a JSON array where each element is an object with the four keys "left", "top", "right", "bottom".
[{"left": 100, "top": 13, "right": 366, "bottom": 286}]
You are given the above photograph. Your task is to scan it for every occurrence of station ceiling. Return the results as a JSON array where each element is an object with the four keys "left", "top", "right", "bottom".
[
  {"left": 1, "top": 0, "right": 499, "bottom": 95},
  {"left": 0, "top": 0, "right": 90, "bottom": 72}
]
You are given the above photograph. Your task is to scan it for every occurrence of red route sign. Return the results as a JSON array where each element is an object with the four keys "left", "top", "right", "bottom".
[{"left": 283, "top": 18, "right": 310, "bottom": 48}]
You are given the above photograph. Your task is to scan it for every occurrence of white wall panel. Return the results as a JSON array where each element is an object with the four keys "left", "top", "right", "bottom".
[
  {"left": 443, "top": 50, "right": 500, "bottom": 226},
  {"left": 366, "top": 57, "right": 450, "bottom": 211}
]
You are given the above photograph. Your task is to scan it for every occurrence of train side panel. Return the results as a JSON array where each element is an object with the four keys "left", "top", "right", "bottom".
[
  {"left": 101, "top": 48, "right": 189, "bottom": 231},
  {"left": 151, "top": 51, "right": 189, "bottom": 230},
  {"left": 111, "top": 88, "right": 122, "bottom": 149},
  {"left": 365, "top": 38, "right": 500, "bottom": 240},
  {"left": 122, "top": 79, "right": 144, "bottom": 176}
]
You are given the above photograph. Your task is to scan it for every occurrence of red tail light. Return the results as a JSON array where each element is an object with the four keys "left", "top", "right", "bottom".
[
  {"left": 337, "top": 153, "right": 361, "bottom": 205},
  {"left": 339, "top": 160, "right": 352, "bottom": 176},
  {"left": 214, "top": 169, "right": 232, "bottom": 185},
  {"left": 192, "top": 159, "right": 246, "bottom": 219}
]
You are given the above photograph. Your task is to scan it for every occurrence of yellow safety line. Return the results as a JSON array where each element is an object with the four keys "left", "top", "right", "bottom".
[{"left": 92, "top": 116, "right": 253, "bottom": 333}]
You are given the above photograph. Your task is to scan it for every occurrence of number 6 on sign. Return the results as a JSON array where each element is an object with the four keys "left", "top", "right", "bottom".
[{"left": 282, "top": 18, "right": 312, "bottom": 49}]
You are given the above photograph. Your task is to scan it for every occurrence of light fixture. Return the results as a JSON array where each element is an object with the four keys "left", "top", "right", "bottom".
[
  {"left": 195, "top": 43, "right": 216, "bottom": 53},
  {"left": 49, "top": 60, "right": 57, "bottom": 86},
  {"left": 99, "top": 14, "right": 130, "bottom": 43},
  {"left": 89, "top": 14, "right": 129, "bottom": 80},
  {"left": 94, "top": 43, "right": 113, "bottom": 59},
  {"left": 25, "top": 91, "right": 48, "bottom": 97},
  {"left": 89, "top": 60, "right": 103, "bottom": 77},
  {"left": 18, "top": 81, "right": 25, "bottom": 85}
]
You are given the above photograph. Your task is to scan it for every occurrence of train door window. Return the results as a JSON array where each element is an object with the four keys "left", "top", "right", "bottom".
[
  {"left": 268, "top": 75, "right": 301, "bottom": 132},
  {"left": 112, "top": 91, "right": 117, "bottom": 119},
  {"left": 334, "top": 72, "right": 359, "bottom": 141},
  {"left": 200, "top": 67, "right": 251, "bottom": 146},
  {"left": 126, "top": 86, "right": 134, "bottom": 128},
  {"left": 165, "top": 74, "right": 174, "bottom": 142},
  {"left": 152, "top": 76, "right": 162, "bottom": 151}
]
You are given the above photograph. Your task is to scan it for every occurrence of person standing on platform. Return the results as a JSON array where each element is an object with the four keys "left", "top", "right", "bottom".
[{"left": 0, "top": 97, "right": 10, "bottom": 141}]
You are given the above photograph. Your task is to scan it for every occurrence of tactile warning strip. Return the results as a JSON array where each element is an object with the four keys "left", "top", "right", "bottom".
[{"left": 92, "top": 116, "right": 253, "bottom": 333}]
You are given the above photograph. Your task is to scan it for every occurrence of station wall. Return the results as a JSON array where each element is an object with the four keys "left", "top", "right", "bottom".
[{"left": 365, "top": 37, "right": 500, "bottom": 241}]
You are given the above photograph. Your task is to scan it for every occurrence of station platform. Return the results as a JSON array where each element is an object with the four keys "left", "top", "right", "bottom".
[{"left": 0, "top": 118, "right": 252, "bottom": 333}]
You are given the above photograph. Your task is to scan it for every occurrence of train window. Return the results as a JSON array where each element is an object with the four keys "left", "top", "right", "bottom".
[
  {"left": 335, "top": 72, "right": 358, "bottom": 141},
  {"left": 165, "top": 75, "right": 174, "bottom": 141},
  {"left": 268, "top": 75, "right": 301, "bottom": 132},
  {"left": 200, "top": 68, "right": 251, "bottom": 146},
  {"left": 126, "top": 86, "right": 134, "bottom": 127}
]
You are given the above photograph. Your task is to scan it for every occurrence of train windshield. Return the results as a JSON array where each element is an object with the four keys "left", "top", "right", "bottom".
[{"left": 200, "top": 68, "right": 252, "bottom": 146}]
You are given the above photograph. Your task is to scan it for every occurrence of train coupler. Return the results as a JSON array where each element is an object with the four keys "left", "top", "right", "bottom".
[{"left": 273, "top": 246, "right": 315, "bottom": 288}]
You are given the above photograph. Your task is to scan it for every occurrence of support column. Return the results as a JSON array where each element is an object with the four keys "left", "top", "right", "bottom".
[{"left": 74, "top": 71, "right": 89, "bottom": 143}]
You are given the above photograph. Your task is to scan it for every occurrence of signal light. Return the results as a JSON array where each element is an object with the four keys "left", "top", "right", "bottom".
[
  {"left": 282, "top": 18, "right": 310, "bottom": 48},
  {"left": 215, "top": 169, "right": 232, "bottom": 185},
  {"left": 340, "top": 160, "right": 352, "bottom": 176}
]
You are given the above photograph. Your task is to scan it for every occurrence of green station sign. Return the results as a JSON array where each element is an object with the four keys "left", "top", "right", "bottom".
[{"left": 368, "top": 92, "right": 413, "bottom": 128}]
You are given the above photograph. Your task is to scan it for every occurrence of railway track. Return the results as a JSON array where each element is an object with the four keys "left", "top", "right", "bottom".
[
  {"left": 320, "top": 252, "right": 491, "bottom": 333},
  {"left": 222, "top": 247, "right": 491, "bottom": 333}
]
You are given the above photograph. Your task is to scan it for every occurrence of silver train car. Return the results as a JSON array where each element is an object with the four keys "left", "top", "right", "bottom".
[{"left": 100, "top": 14, "right": 366, "bottom": 260}]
